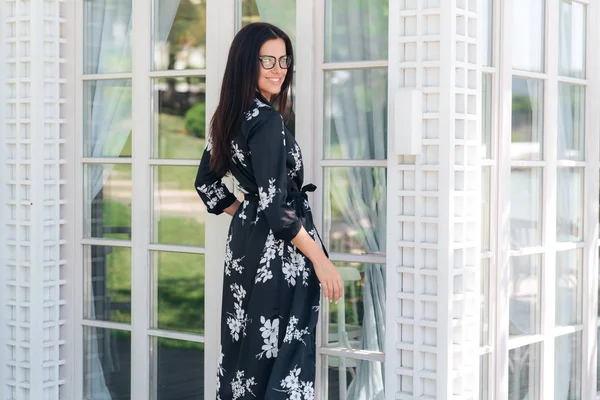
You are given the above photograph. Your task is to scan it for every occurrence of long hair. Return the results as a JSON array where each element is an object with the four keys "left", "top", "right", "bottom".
[{"left": 209, "top": 22, "right": 294, "bottom": 177}]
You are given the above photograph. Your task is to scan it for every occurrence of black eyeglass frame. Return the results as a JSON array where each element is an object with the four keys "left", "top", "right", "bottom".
[{"left": 258, "top": 55, "right": 292, "bottom": 70}]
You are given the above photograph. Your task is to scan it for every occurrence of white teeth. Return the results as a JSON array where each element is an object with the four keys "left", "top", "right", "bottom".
[{"left": 268, "top": 78, "right": 281, "bottom": 83}]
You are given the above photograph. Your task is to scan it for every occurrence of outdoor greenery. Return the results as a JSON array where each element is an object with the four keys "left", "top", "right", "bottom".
[{"left": 184, "top": 102, "right": 206, "bottom": 139}]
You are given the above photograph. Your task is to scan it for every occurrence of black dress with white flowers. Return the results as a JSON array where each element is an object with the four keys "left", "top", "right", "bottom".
[{"left": 195, "top": 93, "right": 322, "bottom": 400}]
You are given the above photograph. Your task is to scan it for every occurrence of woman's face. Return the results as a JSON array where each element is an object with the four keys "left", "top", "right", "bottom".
[{"left": 257, "top": 38, "right": 288, "bottom": 101}]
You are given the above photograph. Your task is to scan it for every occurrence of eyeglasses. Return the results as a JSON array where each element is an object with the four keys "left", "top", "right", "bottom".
[{"left": 258, "top": 55, "right": 292, "bottom": 70}]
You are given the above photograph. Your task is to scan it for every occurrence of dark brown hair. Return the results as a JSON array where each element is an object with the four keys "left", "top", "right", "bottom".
[{"left": 209, "top": 22, "right": 294, "bottom": 177}]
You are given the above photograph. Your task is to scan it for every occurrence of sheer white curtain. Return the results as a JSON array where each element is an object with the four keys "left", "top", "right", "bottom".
[{"left": 83, "top": 1, "right": 179, "bottom": 398}]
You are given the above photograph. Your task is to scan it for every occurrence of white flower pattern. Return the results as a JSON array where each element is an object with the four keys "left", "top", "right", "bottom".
[
  {"left": 289, "top": 143, "right": 302, "bottom": 178},
  {"left": 258, "top": 178, "right": 277, "bottom": 212},
  {"left": 256, "top": 231, "right": 284, "bottom": 284},
  {"left": 231, "top": 370, "right": 257, "bottom": 399},
  {"left": 256, "top": 316, "right": 279, "bottom": 360},
  {"left": 226, "top": 284, "right": 250, "bottom": 342},
  {"left": 231, "top": 141, "right": 247, "bottom": 166},
  {"left": 275, "top": 366, "right": 315, "bottom": 400},
  {"left": 197, "top": 181, "right": 227, "bottom": 210},
  {"left": 224, "top": 234, "right": 245, "bottom": 275},
  {"left": 283, "top": 316, "right": 310, "bottom": 345},
  {"left": 282, "top": 245, "right": 310, "bottom": 287}
]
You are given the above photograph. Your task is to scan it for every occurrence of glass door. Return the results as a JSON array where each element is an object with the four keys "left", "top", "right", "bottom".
[{"left": 78, "top": 1, "right": 211, "bottom": 399}]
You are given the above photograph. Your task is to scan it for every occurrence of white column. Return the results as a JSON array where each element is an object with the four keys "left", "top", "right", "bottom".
[
  {"left": 204, "top": 1, "right": 235, "bottom": 399},
  {"left": 0, "top": 0, "right": 67, "bottom": 399},
  {"left": 386, "top": 1, "right": 481, "bottom": 399}
]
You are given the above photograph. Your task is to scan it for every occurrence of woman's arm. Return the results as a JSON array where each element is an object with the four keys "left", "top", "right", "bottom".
[
  {"left": 223, "top": 199, "right": 242, "bottom": 217},
  {"left": 292, "top": 227, "right": 343, "bottom": 303}
]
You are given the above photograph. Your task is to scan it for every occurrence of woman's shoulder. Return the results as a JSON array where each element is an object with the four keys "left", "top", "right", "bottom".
[{"left": 242, "top": 97, "right": 284, "bottom": 135}]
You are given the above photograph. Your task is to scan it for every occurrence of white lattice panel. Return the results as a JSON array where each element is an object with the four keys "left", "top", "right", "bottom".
[
  {"left": 1, "top": 0, "right": 67, "bottom": 399},
  {"left": 387, "top": 0, "right": 480, "bottom": 399}
]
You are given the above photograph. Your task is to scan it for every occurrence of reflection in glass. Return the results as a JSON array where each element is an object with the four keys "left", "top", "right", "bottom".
[
  {"left": 84, "top": 327, "right": 131, "bottom": 400},
  {"left": 482, "top": 73, "right": 493, "bottom": 159},
  {"left": 480, "top": 259, "right": 490, "bottom": 346},
  {"left": 324, "top": 0, "right": 388, "bottom": 62},
  {"left": 555, "top": 333, "right": 582, "bottom": 399},
  {"left": 324, "top": 69, "right": 388, "bottom": 160},
  {"left": 481, "top": 167, "right": 491, "bottom": 252},
  {"left": 150, "top": 338, "right": 204, "bottom": 400},
  {"left": 151, "top": 252, "right": 205, "bottom": 334},
  {"left": 510, "top": 168, "right": 542, "bottom": 248},
  {"left": 84, "top": 80, "right": 132, "bottom": 158},
  {"left": 511, "top": 0, "right": 545, "bottom": 72},
  {"left": 557, "top": 168, "right": 584, "bottom": 242},
  {"left": 509, "top": 343, "right": 541, "bottom": 400},
  {"left": 153, "top": 0, "right": 206, "bottom": 71},
  {"left": 558, "top": 84, "right": 585, "bottom": 161},
  {"left": 153, "top": 77, "right": 207, "bottom": 159},
  {"left": 84, "top": 246, "right": 131, "bottom": 324},
  {"left": 83, "top": 0, "right": 132, "bottom": 74},
  {"left": 509, "top": 255, "right": 541, "bottom": 336},
  {"left": 480, "top": 0, "right": 493, "bottom": 66},
  {"left": 512, "top": 78, "right": 544, "bottom": 161},
  {"left": 240, "top": 0, "right": 296, "bottom": 47},
  {"left": 559, "top": 0, "right": 586, "bottom": 79},
  {"left": 556, "top": 250, "right": 582, "bottom": 326},
  {"left": 326, "top": 262, "right": 385, "bottom": 351},
  {"left": 324, "top": 167, "right": 387, "bottom": 254},
  {"left": 84, "top": 164, "right": 132, "bottom": 240},
  {"left": 153, "top": 166, "right": 205, "bottom": 247},
  {"left": 323, "top": 355, "right": 383, "bottom": 400}
]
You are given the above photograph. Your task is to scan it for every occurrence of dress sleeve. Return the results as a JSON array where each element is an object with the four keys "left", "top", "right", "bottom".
[
  {"left": 194, "top": 139, "right": 237, "bottom": 215},
  {"left": 247, "top": 111, "right": 302, "bottom": 241}
]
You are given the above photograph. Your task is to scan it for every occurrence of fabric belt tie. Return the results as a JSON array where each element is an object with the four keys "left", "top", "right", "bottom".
[{"left": 243, "top": 183, "right": 329, "bottom": 258}]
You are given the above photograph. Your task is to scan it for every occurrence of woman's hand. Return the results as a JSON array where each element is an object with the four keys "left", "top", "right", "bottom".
[{"left": 312, "top": 255, "right": 344, "bottom": 303}]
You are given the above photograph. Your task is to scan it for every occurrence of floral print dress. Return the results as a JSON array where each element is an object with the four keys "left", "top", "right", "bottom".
[{"left": 195, "top": 93, "right": 322, "bottom": 400}]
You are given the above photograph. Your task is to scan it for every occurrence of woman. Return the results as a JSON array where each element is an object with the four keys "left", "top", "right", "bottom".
[{"left": 195, "top": 22, "right": 343, "bottom": 399}]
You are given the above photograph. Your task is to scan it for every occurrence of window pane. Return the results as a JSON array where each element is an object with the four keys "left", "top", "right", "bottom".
[
  {"left": 480, "top": 353, "right": 490, "bottom": 400},
  {"left": 597, "top": 328, "right": 600, "bottom": 392},
  {"left": 511, "top": 0, "right": 545, "bottom": 72},
  {"left": 152, "top": 77, "right": 206, "bottom": 159},
  {"left": 555, "top": 333, "right": 582, "bottom": 399},
  {"left": 509, "top": 255, "right": 542, "bottom": 336},
  {"left": 324, "top": 0, "right": 388, "bottom": 62},
  {"left": 481, "top": 259, "right": 490, "bottom": 346},
  {"left": 481, "top": 73, "right": 493, "bottom": 159},
  {"left": 322, "top": 355, "right": 383, "bottom": 399},
  {"left": 83, "top": 0, "right": 132, "bottom": 74},
  {"left": 150, "top": 252, "right": 205, "bottom": 334},
  {"left": 83, "top": 80, "right": 132, "bottom": 158},
  {"left": 84, "top": 164, "right": 132, "bottom": 240},
  {"left": 559, "top": 0, "right": 586, "bottom": 78},
  {"left": 480, "top": 0, "right": 493, "bottom": 66},
  {"left": 512, "top": 78, "right": 544, "bottom": 161},
  {"left": 84, "top": 246, "right": 131, "bottom": 324},
  {"left": 324, "top": 69, "right": 388, "bottom": 160},
  {"left": 326, "top": 262, "right": 385, "bottom": 353},
  {"left": 324, "top": 167, "right": 387, "bottom": 254},
  {"left": 511, "top": 168, "right": 543, "bottom": 248},
  {"left": 83, "top": 327, "right": 131, "bottom": 399},
  {"left": 556, "top": 249, "right": 583, "bottom": 326},
  {"left": 509, "top": 343, "right": 541, "bottom": 399},
  {"left": 482, "top": 167, "right": 491, "bottom": 251},
  {"left": 557, "top": 168, "right": 584, "bottom": 242},
  {"left": 152, "top": 166, "right": 205, "bottom": 247},
  {"left": 150, "top": 338, "right": 204, "bottom": 400},
  {"left": 558, "top": 84, "right": 585, "bottom": 161},
  {"left": 153, "top": 0, "right": 206, "bottom": 71},
  {"left": 240, "top": 0, "right": 296, "bottom": 48}
]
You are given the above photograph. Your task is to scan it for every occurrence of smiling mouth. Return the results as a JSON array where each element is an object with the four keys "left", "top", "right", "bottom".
[{"left": 267, "top": 78, "right": 282, "bottom": 84}]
